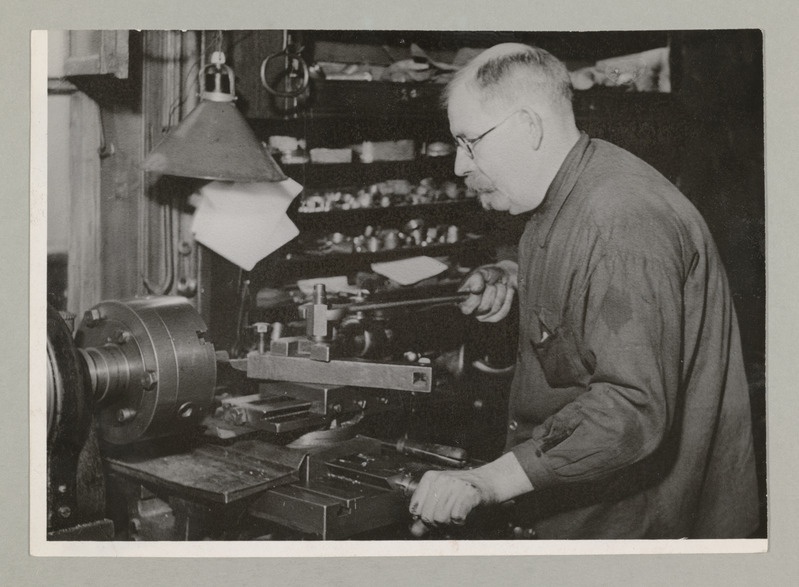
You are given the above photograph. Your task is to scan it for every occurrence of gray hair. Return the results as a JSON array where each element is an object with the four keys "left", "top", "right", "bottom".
[{"left": 444, "top": 43, "right": 573, "bottom": 111}]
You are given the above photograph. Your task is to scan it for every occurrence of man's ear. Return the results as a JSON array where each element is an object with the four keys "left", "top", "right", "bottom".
[{"left": 519, "top": 107, "right": 543, "bottom": 150}]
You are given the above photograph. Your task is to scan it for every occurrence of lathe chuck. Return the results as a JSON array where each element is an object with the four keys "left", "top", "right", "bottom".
[{"left": 75, "top": 296, "right": 217, "bottom": 444}]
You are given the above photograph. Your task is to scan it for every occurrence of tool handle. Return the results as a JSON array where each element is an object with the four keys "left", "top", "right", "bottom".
[{"left": 395, "top": 438, "right": 468, "bottom": 468}]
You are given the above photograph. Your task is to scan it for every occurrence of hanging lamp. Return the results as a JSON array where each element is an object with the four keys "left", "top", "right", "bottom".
[{"left": 143, "top": 49, "right": 286, "bottom": 183}]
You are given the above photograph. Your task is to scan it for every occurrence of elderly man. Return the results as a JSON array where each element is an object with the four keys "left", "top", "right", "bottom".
[{"left": 408, "top": 43, "right": 759, "bottom": 539}]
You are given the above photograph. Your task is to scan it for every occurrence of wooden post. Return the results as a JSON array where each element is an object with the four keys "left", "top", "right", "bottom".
[{"left": 67, "top": 92, "right": 102, "bottom": 315}]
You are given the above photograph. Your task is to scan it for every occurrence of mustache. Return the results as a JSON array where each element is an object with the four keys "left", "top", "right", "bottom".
[
  {"left": 478, "top": 195, "right": 494, "bottom": 210},
  {"left": 465, "top": 178, "right": 496, "bottom": 194}
]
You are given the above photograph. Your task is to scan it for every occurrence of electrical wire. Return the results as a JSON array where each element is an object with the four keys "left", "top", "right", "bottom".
[
  {"left": 141, "top": 198, "right": 175, "bottom": 295},
  {"left": 231, "top": 271, "right": 252, "bottom": 358}
]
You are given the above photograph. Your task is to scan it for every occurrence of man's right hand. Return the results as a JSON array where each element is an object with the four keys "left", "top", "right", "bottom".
[{"left": 458, "top": 260, "right": 518, "bottom": 323}]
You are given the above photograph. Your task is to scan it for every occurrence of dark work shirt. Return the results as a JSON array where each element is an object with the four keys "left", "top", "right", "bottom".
[{"left": 506, "top": 132, "right": 759, "bottom": 538}]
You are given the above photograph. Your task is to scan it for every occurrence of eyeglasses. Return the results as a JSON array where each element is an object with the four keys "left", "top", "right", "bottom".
[{"left": 453, "top": 110, "right": 520, "bottom": 159}]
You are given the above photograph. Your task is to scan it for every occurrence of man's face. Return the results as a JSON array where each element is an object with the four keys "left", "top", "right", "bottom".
[{"left": 447, "top": 85, "right": 544, "bottom": 215}]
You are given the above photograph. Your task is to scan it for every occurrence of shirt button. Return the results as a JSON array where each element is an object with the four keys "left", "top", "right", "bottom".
[{"left": 508, "top": 420, "right": 518, "bottom": 431}]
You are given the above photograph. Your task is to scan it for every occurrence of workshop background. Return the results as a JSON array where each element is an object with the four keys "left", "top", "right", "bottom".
[{"left": 45, "top": 30, "right": 765, "bottom": 539}]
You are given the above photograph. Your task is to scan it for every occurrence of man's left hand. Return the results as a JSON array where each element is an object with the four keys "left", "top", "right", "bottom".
[
  {"left": 408, "top": 452, "right": 534, "bottom": 537},
  {"left": 409, "top": 469, "right": 489, "bottom": 536}
]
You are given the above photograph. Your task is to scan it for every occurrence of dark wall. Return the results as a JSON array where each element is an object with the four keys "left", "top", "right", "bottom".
[
  {"left": 672, "top": 30, "right": 765, "bottom": 365},
  {"left": 672, "top": 29, "right": 765, "bottom": 536}
]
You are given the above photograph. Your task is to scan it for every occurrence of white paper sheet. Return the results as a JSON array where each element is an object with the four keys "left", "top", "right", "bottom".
[
  {"left": 191, "top": 179, "right": 302, "bottom": 271},
  {"left": 370, "top": 256, "right": 449, "bottom": 285}
]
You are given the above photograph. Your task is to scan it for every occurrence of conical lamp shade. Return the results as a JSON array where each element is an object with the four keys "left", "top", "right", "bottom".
[{"left": 143, "top": 99, "right": 287, "bottom": 183}]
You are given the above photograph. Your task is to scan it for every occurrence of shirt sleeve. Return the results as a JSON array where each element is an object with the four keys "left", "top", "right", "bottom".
[{"left": 511, "top": 250, "right": 685, "bottom": 489}]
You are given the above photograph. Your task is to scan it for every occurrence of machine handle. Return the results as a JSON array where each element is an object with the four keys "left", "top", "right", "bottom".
[
  {"left": 337, "top": 293, "right": 470, "bottom": 314},
  {"left": 386, "top": 471, "right": 420, "bottom": 497},
  {"left": 394, "top": 438, "right": 469, "bottom": 468}
]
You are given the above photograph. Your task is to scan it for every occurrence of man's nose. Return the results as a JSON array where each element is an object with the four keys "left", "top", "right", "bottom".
[{"left": 454, "top": 146, "right": 474, "bottom": 177}]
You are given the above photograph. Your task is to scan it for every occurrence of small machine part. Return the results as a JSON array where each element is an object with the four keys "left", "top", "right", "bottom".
[
  {"left": 75, "top": 296, "right": 217, "bottom": 444},
  {"left": 386, "top": 471, "right": 420, "bottom": 497},
  {"left": 301, "top": 283, "right": 332, "bottom": 342},
  {"left": 215, "top": 393, "right": 321, "bottom": 433},
  {"left": 210, "top": 382, "right": 400, "bottom": 440},
  {"left": 251, "top": 322, "right": 271, "bottom": 354}
]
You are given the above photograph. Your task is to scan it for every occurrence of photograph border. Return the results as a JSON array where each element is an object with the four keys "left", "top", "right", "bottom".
[{"left": 5, "top": 0, "right": 797, "bottom": 584}]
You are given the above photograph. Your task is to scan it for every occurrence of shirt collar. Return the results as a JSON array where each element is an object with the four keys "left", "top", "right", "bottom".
[{"left": 533, "top": 131, "right": 592, "bottom": 247}]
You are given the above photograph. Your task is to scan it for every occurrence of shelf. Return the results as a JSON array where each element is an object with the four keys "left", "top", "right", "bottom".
[
  {"left": 282, "top": 156, "right": 457, "bottom": 189},
  {"left": 250, "top": 89, "right": 676, "bottom": 145},
  {"left": 305, "top": 30, "right": 670, "bottom": 61},
  {"left": 249, "top": 114, "right": 452, "bottom": 146},
  {"left": 231, "top": 29, "right": 673, "bottom": 121},
  {"left": 307, "top": 79, "right": 444, "bottom": 115},
  {"left": 283, "top": 237, "right": 489, "bottom": 267},
  {"left": 232, "top": 31, "right": 681, "bottom": 285},
  {"left": 293, "top": 199, "right": 483, "bottom": 230}
]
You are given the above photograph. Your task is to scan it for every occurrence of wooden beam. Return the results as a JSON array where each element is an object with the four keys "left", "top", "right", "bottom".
[{"left": 67, "top": 92, "right": 102, "bottom": 315}]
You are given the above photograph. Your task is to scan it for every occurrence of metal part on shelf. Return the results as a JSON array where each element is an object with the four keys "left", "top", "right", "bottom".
[
  {"left": 75, "top": 296, "right": 217, "bottom": 444},
  {"left": 298, "top": 178, "right": 471, "bottom": 213}
]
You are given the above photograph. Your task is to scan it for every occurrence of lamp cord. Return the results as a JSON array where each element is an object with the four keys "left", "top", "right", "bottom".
[{"left": 141, "top": 197, "right": 175, "bottom": 295}]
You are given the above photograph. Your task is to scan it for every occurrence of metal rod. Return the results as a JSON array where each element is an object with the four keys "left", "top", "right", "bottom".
[{"left": 339, "top": 293, "right": 469, "bottom": 313}]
